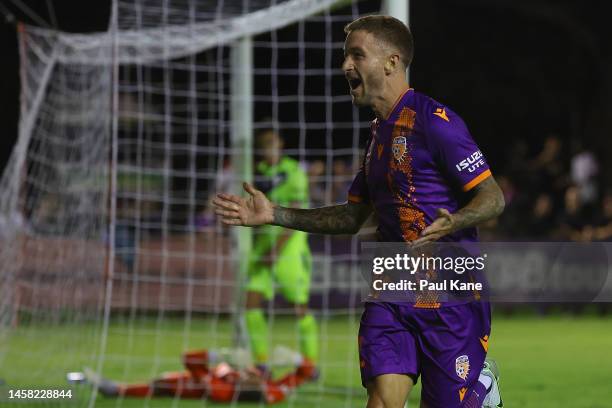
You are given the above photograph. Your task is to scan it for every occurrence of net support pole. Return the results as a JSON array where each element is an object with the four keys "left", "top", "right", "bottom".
[
  {"left": 384, "top": 0, "right": 410, "bottom": 83},
  {"left": 230, "top": 35, "right": 253, "bottom": 347}
]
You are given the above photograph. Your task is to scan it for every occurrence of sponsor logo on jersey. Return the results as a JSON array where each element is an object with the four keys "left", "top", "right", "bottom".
[
  {"left": 433, "top": 107, "right": 449, "bottom": 122},
  {"left": 455, "top": 150, "right": 485, "bottom": 173},
  {"left": 392, "top": 136, "right": 407, "bottom": 162},
  {"left": 455, "top": 355, "right": 470, "bottom": 380}
]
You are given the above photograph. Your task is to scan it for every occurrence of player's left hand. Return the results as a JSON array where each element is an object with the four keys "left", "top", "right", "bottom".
[{"left": 412, "top": 208, "right": 455, "bottom": 246}]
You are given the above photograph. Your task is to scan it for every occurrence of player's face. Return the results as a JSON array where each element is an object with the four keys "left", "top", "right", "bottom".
[
  {"left": 256, "top": 131, "right": 282, "bottom": 165},
  {"left": 342, "top": 30, "right": 387, "bottom": 107}
]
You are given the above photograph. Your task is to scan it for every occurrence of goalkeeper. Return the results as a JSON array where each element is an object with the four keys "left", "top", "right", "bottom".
[
  {"left": 84, "top": 348, "right": 316, "bottom": 403},
  {"left": 246, "top": 128, "right": 318, "bottom": 378}
]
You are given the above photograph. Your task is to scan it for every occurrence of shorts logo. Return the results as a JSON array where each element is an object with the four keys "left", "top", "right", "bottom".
[
  {"left": 392, "top": 136, "right": 407, "bottom": 162},
  {"left": 459, "top": 387, "right": 468, "bottom": 402},
  {"left": 480, "top": 335, "right": 489, "bottom": 352},
  {"left": 455, "top": 355, "right": 470, "bottom": 380}
]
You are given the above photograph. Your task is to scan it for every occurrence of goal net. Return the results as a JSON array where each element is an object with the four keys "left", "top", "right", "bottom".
[{"left": 0, "top": 0, "right": 387, "bottom": 406}]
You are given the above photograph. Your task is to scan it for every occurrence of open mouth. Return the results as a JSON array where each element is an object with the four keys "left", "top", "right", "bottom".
[{"left": 348, "top": 77, "right": 362, "bottom": 91}]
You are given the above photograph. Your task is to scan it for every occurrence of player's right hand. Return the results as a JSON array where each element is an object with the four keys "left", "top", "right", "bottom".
[{"left": 213, "top": 182, "right": 275, "bottom": 227}]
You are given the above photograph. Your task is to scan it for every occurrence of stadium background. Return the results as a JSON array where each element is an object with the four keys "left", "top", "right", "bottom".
[{"left": 1, "top": 1, "right": 611, "bottom": 407}]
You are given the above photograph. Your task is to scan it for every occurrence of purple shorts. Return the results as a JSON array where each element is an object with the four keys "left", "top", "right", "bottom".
[{"left": 358, "top": 301, "right": 491, "bottom": 408}]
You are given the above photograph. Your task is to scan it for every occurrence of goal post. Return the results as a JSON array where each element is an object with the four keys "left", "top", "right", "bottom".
[
  {"left": 230, "top": 35, "right": 254, "bottom": 347},
  {"left": 384, "top": 0, "right": 410, "bottom": 81}
]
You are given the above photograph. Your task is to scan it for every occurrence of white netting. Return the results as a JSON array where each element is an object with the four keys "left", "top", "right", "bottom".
[
  {"left": 0, "top": 1, "right": 384, "bottom": 406},
  {"left": 0, "top": 24, "right": 111, "bottom": 396}
]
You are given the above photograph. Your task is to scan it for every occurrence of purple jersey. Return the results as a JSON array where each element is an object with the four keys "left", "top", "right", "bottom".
[{"left": 348, "top": 88, "right": 492, "bottom": 243}]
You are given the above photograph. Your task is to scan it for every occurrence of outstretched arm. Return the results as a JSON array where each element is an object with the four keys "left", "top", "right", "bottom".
[
  {"left": 273, "top": 201, "right": 371, "bottom": 235},
  {"left": 412, "top": 177, "right": 505, "bottom": 245},
  {"left": 213, "top": 182, "right": 371, "bottom": 235}
]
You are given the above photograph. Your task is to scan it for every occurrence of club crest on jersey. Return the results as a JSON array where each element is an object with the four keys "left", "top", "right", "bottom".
[
  {"left": 392, "top": 136, "right": 407, "bottom": 162},
  {"left": 455, "top": 355, "right": 470, "bottom": 380}
]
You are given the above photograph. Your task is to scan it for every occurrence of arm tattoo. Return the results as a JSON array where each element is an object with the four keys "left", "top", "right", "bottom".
[
  {"left": 453, "top": 177, "right": 505, "bottom": 231},
  {"left": 272, "top": 202, "right": 371, "bottom": 235}
]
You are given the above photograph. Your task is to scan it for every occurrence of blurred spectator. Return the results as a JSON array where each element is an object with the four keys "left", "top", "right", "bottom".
[
  {"left": 527, "top": 193, "right": 555, "bottom": 238},
  {"left": 495, "top": 175, "right": 522, "bottom": 236},
  {"left": 215, "top": 155, "right": 235, "bottom": 195},
  {"left": 594, "top": 193, "right": 612, "bottom": 241},
  {"left": 556, "top": 185, "right": 588, "bottom": 240},
  {"left": 530, "top": 134, "right": 563, "bottom": 172},
  {"left": 496, "top": 175, "right": 516, "bottom": 208},
  {"left": 196, "top": 156, "right": 235, "bottom": 235},
  {"left": 194, "top": 202, "right": 215, "bottom": 234},
  {"left": 581, "top": 192, "right": 612, "bottom": 242},
  {"left": 503, "top": 139, "right": 530, "bottom": 184},
  {"left": 331, "top": 159, "right": 351, "bottom": 203},
  {"left": 307, "top": 160, "right": 326, "bottom": 207},
  {"left": 570, "top": 140, "right": 599, "bottom": 206},
  {"left": 529, "top": 134, "right": 567, "bottom": 194}
]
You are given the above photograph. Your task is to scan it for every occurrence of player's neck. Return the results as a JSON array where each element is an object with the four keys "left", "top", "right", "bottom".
[{"left": 372, "top": 80, "right": 410, "bottom": 120}]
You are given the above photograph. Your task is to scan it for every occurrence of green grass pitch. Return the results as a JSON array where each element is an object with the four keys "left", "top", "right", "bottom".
[{"left": 3, "top": 312, "right": 612, "bottom": 407}]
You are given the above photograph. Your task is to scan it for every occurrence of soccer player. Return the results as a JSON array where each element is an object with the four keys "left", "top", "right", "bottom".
[
  {"left": 84, "top": 348, "right": 316, "bottom": 403},
  {"left": 214, "top": 15, "right": 504, "bottom": 408},
  {"left": 245, "top": 128, "right": 318, "bottom": 377}
]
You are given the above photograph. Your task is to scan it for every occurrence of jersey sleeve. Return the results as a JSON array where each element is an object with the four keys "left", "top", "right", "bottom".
[
  {"left": 426, "top": 106, "right": 492, "bottom": 191},
  {"left": 347, "top": 168, "right": 369, "bottom": 204}
]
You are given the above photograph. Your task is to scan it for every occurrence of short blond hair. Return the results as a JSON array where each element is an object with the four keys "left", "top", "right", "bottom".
[{"left": 344, "top": 15, "right": 414, "bottom": 67}]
